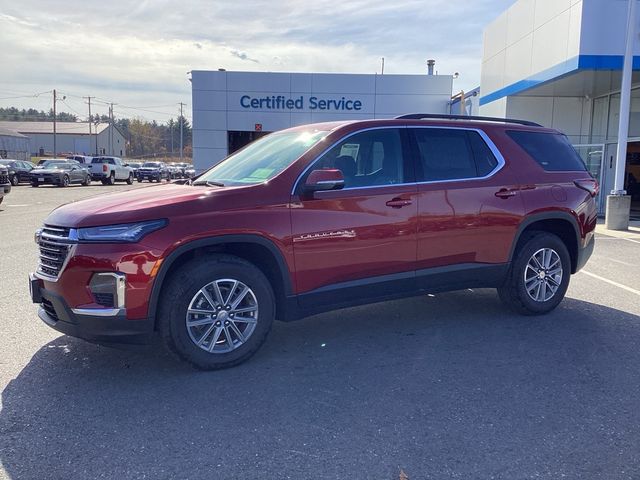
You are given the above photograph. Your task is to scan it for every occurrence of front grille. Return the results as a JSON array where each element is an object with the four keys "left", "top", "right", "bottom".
[
  {"left": 41, "top": 298, "right": 59, "bottom": 322},
  {"left": 0, "top": 173, "right": 7, "bottom": 184},
  {"left": 37, "top": 225, "right": 74, "bottom": 279}
]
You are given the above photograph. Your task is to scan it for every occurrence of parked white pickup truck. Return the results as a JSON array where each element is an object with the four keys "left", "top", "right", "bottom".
[{"left": 89, "top": 156, "right": 134, "bottom": 185}]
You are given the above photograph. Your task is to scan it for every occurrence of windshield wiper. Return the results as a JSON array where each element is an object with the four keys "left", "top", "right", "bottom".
[{"left": 192, "top": 179, "right": 225, "bottom": 187}]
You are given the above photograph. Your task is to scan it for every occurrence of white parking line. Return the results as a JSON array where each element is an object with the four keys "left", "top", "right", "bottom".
[{"left": 580, "top": 270, "right": 640, "bottom": 296}]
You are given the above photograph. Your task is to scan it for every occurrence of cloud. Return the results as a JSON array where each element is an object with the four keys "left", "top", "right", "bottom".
[
  {"left": 230, "top": 50, "right": 259, "bottom": 63},
  {"left": 0, "top": 0, "right": 516, "bottom": 121}
]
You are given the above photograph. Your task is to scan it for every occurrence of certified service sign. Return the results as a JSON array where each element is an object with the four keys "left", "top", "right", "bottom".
[{"left": 240, "top": 95, "right": 363, "bottom": 111}]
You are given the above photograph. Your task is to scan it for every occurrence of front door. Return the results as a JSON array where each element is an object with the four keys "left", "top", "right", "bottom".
[{"left": 291, "top": 127, "right": 418, "bottom": 308}]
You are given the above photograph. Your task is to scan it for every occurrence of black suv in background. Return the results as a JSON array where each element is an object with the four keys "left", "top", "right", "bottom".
[
  {"left": 0, "top": 164, "right": 11, "bottom": 204},
  {"left": 0, "top": 159, "right": 35, "bottom": 185},
  {"left": 137, "top": 162, "right": 170, "bottom": 182}
]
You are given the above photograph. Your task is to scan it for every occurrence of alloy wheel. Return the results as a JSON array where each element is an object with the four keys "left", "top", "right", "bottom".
[
  {"left": 524, "top": 248, "right": 563, "bottom": 302},
  {"left": 185, "top": 278, "right": 258, "bottom": 353}
]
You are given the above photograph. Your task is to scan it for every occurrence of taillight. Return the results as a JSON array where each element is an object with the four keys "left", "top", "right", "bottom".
[
  {"left": 574, "top": 179, "right": 599, "bottom": 197},
  {"left": 103, "top": 164, "right": 108, "bottom": 172}
]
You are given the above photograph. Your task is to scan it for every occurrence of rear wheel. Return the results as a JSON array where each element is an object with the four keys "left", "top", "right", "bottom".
[
  {"left": 498, "top": 232, "right": 571, "bottom": 315},
  {"left": 106, "top": 172, "right": 115, "bottom": 185},
  {"left": 158, "top": 255, "right": 275, "bottom": 370}
]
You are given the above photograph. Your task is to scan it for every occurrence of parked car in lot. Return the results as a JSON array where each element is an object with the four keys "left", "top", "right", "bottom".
[
  {"left": 174, "top": 162, "right": 190, "bottom": 177},
  {"left": 0, "top": 163, "right": 11, "bottom": 204},
  {"left": 137, "top": 161, "right": 170, "bottom": 182},
  {"left": 30, "top": 159, "right": 90, "bottom": 187},
  {"left": 30, "top": 114, "right": 597, "bottom": 370},
  {"left": 184, "top": 165, "right": 196, "bottom": 178},
  {"left": 89, "top": 156, "right": 134, "bottom": 185},
  {"left": 126, "top": 161, "right": 142, "bottom": 179},
  {"left": 0, "top": 159, "right": 35, "bottom": 185},
  {"left": 167, "top": 164, "right": 181, "bottom": 179},
  {"left": 66, "top": 155, "right": 93, "bottom": 165}
]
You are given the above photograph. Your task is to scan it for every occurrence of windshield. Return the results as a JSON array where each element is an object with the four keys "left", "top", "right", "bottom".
[
  {"left": 40, "top": 161, "right": 66, "bottom": 169},
  {"left": 142, "top": 162, "right": 161, "bottom": 168},
  {"left": 197, "top": 130, "right": 329, "bottom": 186}
]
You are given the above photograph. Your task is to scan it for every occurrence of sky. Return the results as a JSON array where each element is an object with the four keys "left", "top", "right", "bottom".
[{"left": 0, "top": 0, "right": 516, "bottom": 124}]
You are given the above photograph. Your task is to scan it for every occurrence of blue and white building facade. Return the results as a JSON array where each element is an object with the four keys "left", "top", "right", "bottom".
[
  {"left": 191, "top": 70, "right": 453, "bottom": 172},
  {"left": 480, "top": 0, "right": 640, "bottom": 215}
]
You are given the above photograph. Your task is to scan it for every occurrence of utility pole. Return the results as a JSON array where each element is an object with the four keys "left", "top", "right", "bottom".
[
  {"left": 53, "top": 89, "right": 57, "bottom": 157},
  {"left": 606, "top": 0, "right": 636, "bottom": 230},
  {"left": 109, "top": 103, "right": 114, "bottom": 156},
  {"left": 84, "top": 96, "right": 93, "bottom": 155},
  {"left": 170, "top": 120, "right": 174, "bottom": 156},
  {"left": 179, "top": 102, "right": 185, "bottom": 161}
]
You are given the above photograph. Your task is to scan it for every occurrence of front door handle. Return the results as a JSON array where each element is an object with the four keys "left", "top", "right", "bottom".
[
  {"left": 495, "top": 189, "right": 517, "bottom": 199},
  {"left": 386, "top": 197, "right": 413, "bottom": 208}
]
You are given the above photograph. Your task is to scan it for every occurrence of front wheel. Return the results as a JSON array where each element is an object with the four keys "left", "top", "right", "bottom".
[
  {"left": 31, "top": 182, "right": 39, "bottom": 187},
  {"left": 10, "top": 174, "right": 19, "bottom": 186},
  {"left": 498, "top": 232, "right": 571, "bottom": 315},
  {"left": 82, "top": 175, "right": 90, "bottom": 186},
  {"left": 126, "top": 172, "right": 134, "bottom": 185},
  {"left": 158, "top": 254, "right": 275, "bottom": 370},
  {"left": 59, "top": 175, "right": 70, "bottom": 187}
]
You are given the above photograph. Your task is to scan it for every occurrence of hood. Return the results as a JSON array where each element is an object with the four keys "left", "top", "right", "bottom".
[
  {"left": 45, "top": 183, "right": 234, "bottom": 227},
  {"left": 32, "top": 168, "right": 65, "bottom": 174}
]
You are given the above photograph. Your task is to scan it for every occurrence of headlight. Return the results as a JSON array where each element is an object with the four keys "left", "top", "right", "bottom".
[{"left": 74, "top": 219, "right": 167, "bottom": 243}]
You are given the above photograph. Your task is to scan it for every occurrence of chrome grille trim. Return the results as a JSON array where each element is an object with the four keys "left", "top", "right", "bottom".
[{"left": 36, "top": 224, "right": 77, "bottom": 281}]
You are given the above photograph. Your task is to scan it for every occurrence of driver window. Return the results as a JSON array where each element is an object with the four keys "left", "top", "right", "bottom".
[{"left": 314, "top": 128, "right": 405, "bottom": 189}]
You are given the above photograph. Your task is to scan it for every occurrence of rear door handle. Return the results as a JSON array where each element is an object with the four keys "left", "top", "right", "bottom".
[
  {"left": 495, "top": 189, "right": 517, "bottom": 199},
  {"left": 386, "top": 198, "right": 413, "bottom": 208}
]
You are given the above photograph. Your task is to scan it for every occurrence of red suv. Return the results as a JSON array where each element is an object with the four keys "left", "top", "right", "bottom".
[{"left": 29, "top": 115, "right": 598, "bottom": 369}]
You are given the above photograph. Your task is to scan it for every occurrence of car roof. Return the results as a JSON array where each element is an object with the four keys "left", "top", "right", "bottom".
[{"left": 282, "top": 117, "right": 558, "bottom": 135}]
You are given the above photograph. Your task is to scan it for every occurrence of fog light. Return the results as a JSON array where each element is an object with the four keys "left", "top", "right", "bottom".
[{"left": 89, "top": 272, "right": 126, "bottom": 309}]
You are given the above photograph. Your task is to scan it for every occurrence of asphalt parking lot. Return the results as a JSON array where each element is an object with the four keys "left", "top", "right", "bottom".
[{"left": 1, "top": 183, "right": 640, "bottom": 480}]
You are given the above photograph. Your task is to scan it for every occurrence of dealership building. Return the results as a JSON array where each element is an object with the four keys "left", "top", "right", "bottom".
[
  {"left": 190, "top": 0, "right": 640, "bottom": 220},
  {"left": 479, "top": 0, "right": 640, "bottom": 217},
  {"left": 190, "top": 70, "right": 453, "bottom": 171}
]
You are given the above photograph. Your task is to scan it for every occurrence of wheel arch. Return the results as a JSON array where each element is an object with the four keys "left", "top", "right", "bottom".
[
  {"left": 509, "top": 212, "right": 581, "bottom": 273},
  {"left": 148, "top": 235, "right": 293, "bottom": 327}
]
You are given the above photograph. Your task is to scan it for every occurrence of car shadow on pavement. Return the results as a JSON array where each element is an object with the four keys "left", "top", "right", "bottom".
[{"left": 2, "top": 289, "right": 640, "bottom": 480}]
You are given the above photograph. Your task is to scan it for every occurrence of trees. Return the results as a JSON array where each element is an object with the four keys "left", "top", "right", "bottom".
[{"left": 0, "top": 106, "right": 193, "bottom": 158}]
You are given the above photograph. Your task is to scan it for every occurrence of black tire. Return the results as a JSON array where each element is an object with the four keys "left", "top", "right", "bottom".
[
  {"left": 126, "top": 172, "right": 134, "bottom": 185},
  {"left": 10, "top": 174, "right": 19, "bottom": 186},
  {"left": 158, "top": 254, "right": 275, "bottom": 370},
  {"left": 137, "top": 178, "right": 143, "bottom": 183},
  {"left": 497, "top": 232, "right": 571, "bottom": 315},
  {"left": 82, "top": 175, "right": 90, "bottom": 186},
  {"left": 106, "top": 172, "right": 115, "bottom": 185},
  {"left": 31, "top": 182, "right": 39, "bottom": 187},
  {"left": 59, "top": 175, "right": 70, "bottom": 187}
]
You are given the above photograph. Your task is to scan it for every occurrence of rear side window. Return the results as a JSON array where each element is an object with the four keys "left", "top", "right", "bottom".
[
  {"left": 411, "top": 128, "right": 498, "bottom": 181},
  {"left": 506, "top": 130, "right": 586, "bottom": 171}
]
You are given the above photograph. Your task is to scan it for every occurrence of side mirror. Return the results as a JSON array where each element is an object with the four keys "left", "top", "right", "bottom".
[{"left": 304, "top": 169, "right": 345, "bottom": 193}]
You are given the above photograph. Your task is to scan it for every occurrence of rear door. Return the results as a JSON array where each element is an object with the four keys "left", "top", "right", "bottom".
[
  {"left": 409, "top": 127, "right": 524, "bottom": 287},
  {"left": 291, "top": 127, "right": 419, "bottom": 308}
]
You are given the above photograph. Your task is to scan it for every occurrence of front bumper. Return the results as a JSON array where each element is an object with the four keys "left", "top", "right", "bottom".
[
  {"left": 31, "top": 175, "right": 62, "bottom": 185},
  {"left": 29, "top": 273, "right": 154, "bottom": 345},
  {"left": 1, "top": 183, "right": 11, "bottom": 196}
]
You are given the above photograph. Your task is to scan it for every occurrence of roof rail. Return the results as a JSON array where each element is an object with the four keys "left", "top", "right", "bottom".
[{"left": 394, "top": 113, "right": 541, "bottom": 127}]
